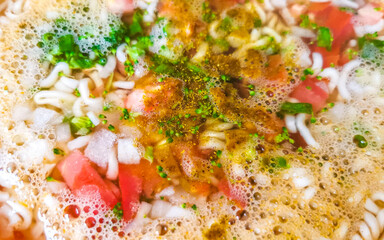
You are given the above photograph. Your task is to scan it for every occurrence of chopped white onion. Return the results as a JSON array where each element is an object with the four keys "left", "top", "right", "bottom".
[
  {"left": 117, "top": 138, "right": 141, "bottom": 164},
  {"left": 150, "top": 200, "right": 172, "bottom": 218},
  {"left": 55, "top": 123, "right": 71, "bottom": 142},
  {"left": 32, "top": 107, "right": 62, "bottom": 130},
  {"left": 85, "top": 129, "right": 117, "bottom": 168},
  {"left": 46, "top": 181, "right": 68, "bottom": 194},
  {"left": 67, "top": 135, "right": 92, "bottom": 151},
  {"left": 12, "top": 105, "right": 33, "bottom": 122},
  {"left": 106, "top": 147, "right": 118, "bottom": 180},
  {"left": 86, "top": 111, "right": 100, "bottom": 126}
]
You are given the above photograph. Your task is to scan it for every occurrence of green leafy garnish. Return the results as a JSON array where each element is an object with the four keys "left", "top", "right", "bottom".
[
  {"left": 46, "top": 176, "right": 56, "bottom": 182},
  {"left": 129, "top": 11, "right": 143, "bottom": 35},
  {"left": 144, "top": 146, "right": 154, "bottom": 163},
  {"left": 202, "top": 2, "right": 217, "bottom": 23},
  {"left": 275, "top": 127, "right": 295, "bottom": 144},
  {"left": 317, "top": 27, "right": 333, "bottom": 51},
  {"left": 69, "top": 116, "right": 94, "bottom": 136},
  {"left": 53, "top": 148, "right": 65, "bottom": 156},
  {"left": 358, "top": 33, "right": 384, "bottom": 59},
  {"left": 219, "top": 17, "right": 233, "bottom": 32},
  {"left": 279, "top": 102, "right": 313, "bottom": 115},
  {"left": 113, "top": 202, "right": 123, "bottom": 220}
]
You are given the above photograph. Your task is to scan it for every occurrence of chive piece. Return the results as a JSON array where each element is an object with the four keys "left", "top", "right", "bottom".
[
  {"left": 191, "top": 204, "right": 197, "bottom": 210},
  {"left": 159, "top": 172, "right": 168, "bottom": 178},
  {"left": 70, "top": 116, "right": 94, "bottom": 136},
  {"left": 303, "top": 68, "right": 314, "bottom": 76},
  {"left": 181, "top": 203, "right": 187, "bottom": 208},
  {"left": 122, "top": 108, "right": 129, "bottom": 120},
  {"left": 46, "top": 176, "right": 56, "bottom": 182},
  {"left": 108, "top": 124, "right": 116, "bottom": 131},
  {"left": 279, "top": 102, "right": 313, "bottom": 115},
  {"left": 157, "top": 165, "right": 163, "bottom": 172},
  {"left": 216, "top": 150, "right": 222, "bottom": 158},
  {"left": 53, "top": 148, "right": 65, "bottom": 156}
]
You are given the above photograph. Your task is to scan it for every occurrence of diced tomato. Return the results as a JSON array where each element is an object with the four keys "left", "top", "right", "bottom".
[
  {"left": 218, "top": 179, "right": 246, "bottom": 208},
  {"left": 265, "top": 55, "right": 288, "bottom": 82},
  {"left": 290, "top": 77, "right": 329, "bottom": 112},
  {"left": 57, "top": 150, "right": 118, "bottom": 208},
  {"left": 308, "top": 2, "right": 331, "bottom": 14},
  {"left": 309, "top": 4, "right": 355, "bottom": 67},
  {"left": 209, "top": 0, "right": 244, "bottom": 11},
  {"left": 104, "top": 179, "right": 121, "bottom": 200},
  {"left": 119, "top": 160, "right": 168, "bottom": 221},
  {"left": 119, "top": 165, "right": 142, "bottom": 221},
  {"left": 313, "top": 45, "right": 340, "bottom": 68},
  {"left": 120, "top": 160, "right": 168, "bottom": 199}
]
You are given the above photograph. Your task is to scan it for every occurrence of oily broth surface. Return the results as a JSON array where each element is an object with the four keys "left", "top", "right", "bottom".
[{"left": 1, "top": 0, "right": 384, "bottom": 239}]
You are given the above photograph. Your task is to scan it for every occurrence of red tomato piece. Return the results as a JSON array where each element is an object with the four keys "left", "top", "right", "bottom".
[
  {"left": 118, "top": 164, "right": 142, "bottom": 221},
  {"left": 308, "top": 2, "right": 331, "bottom": 14},
  {"left": 218, "top": 179, "right": 246, "bottom": 208},
  {"left": 313, "top": 45, "right": 340, "bottom": 68},
  {"left": 290, "top": 77, "right": 329, "bottom": 112},
  {"left": 309, "top": 4, "right": 355, "bottom": 67},
  {"left": 57, "top": 150, "right": 118, "bottom": 208}
]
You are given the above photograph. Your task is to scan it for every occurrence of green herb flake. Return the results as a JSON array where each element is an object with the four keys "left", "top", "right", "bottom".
[
  {"left": 317, "top": 27, "right": 333, "bottom": 51},
  {"left": 191, "top": 204, "right": 197, "bottom": 210},
  {"left": 304, "top": 68, "right": 314, "bottom": 76},
  {"left": 144, "top": 146, "right": 154, "bottom": 163},
  {"left": 69, "top": 116, "right": 94, "bottom": 136},
  {"left": 46, "top": 176, "right": 56, "bottom": 182},
  {"left": 279, "top": 102, "right": 313, "bottom": 115},
  {"left": 181, "top": 203, "right": 187, "bottom": 208},
  {"left": 216, "top": 150, "right": 222, "bottom": 158},
  {"left": 108, "top": 124, "right": 116, "bottom": 132},
  {"left": 275, "top": 127, "right": 294, "bottom": 144},
  {"left": 53, "top": 148, "right": 65, "bottom": 156},
  {"left": 159, "top": 172, "right": 168, "bottom": 178},
  {"left": 112, "top": 202, "right": 123, "bottom": 220}
]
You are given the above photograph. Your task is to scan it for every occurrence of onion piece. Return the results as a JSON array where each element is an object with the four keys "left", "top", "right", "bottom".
[{"left": 117, "top": 138, "right": 141, "bottom": 164}]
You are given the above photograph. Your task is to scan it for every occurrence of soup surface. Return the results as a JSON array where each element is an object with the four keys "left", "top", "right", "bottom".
[{"left": 1, "top": 0, "right": 384, "bottom": 239}]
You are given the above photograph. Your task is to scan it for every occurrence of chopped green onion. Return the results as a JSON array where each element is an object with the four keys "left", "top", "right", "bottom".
[
  {"left": 53, "top": 148, "right": 65, "bottom": 156},
  {"left": 279, "top": 102, "right": 313, "bottom": 115},
  {"left": 317, "top": 27, "right": 333, "bottom": 51}
]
